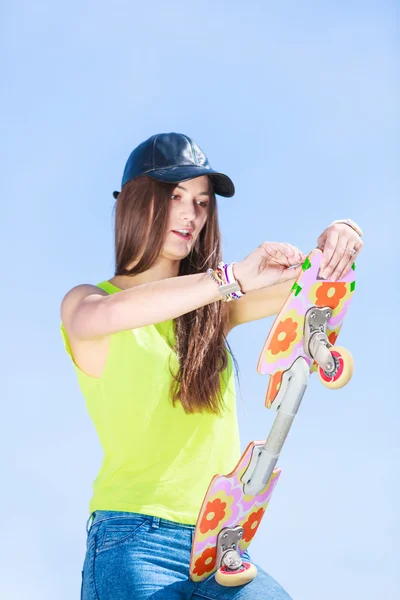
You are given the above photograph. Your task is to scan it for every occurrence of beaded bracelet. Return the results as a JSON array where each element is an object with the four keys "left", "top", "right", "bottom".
[
  {"left": 207, "top": 262, "right": 245, "bottom": 302},
  {"left": 221, "top": 263, "right": 245, "bottom": 300}
]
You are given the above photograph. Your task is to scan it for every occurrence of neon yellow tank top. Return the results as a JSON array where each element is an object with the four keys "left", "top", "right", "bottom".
[{"left": 60, "top": 281, "right": 241, "bottom": 524}]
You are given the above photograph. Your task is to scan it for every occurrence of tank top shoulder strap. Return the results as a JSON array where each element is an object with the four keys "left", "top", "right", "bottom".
[{"left": 96, "top": 281, "right": 121, "bottom": 295}]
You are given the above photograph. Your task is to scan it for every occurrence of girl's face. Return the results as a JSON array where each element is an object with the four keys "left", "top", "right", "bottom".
[{"left": 162, "top": 175, "right": 210, "bottom": 261}]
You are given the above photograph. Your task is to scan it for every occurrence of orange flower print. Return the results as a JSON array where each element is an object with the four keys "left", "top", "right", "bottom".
[
  {"left": 266, "top": 371, "right": 283, "bottom": 407},
  {"left": 269, "top": 318, "right": 298, "bottom": 356},
  {"left": 242, "top": 508, "right": 265, "bottom": 543},
  {"left": 328, "top": 331, "right": 338, "bottom": 345},
  {"left": 193, "top": 547, "right": 216, "bottom": 577},
  {"left": 315, "top": 283, "right": 347, "bottom": 310},
  {"left": 271, "top": 370, "right": 283, "bottom": 396},
  {"left": 199, "top": 498, "right": 227, "bottom": 535}
]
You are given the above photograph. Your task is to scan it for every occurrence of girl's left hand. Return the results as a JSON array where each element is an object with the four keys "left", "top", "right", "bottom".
[{"left": 317, "top": 223, "right": 363, "bottom": 281}]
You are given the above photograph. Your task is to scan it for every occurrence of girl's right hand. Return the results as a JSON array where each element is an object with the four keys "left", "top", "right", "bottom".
[{"left": 233, "top": 242, "right": 306, "bottom": 293}]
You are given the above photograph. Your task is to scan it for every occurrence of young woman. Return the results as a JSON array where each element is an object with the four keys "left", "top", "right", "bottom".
[{"left": 60, "top": 133, "right": 363, "bottom": 600}]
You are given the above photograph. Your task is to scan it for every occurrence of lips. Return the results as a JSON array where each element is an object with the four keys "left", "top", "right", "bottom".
[{"left": 172, "top": 230, "right": 193, "bottom": 240}]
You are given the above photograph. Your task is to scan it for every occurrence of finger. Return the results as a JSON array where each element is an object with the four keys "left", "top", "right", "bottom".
[
  {"left": 325, "top": 238, "right": 353, "bottom": 280},
  {"left": 353, "top": 238, "right": 363, "bottom": 255},
  {"left": 320, "top": 231, "right": 340, "bottom": 277},
  {"left": 263, "top": 242, "right": 304, "bottom": 265},
  {"left": 330, "top": 249, "right": 354, "bottom": 281},
  {"left": 282, "top": 243, "right": 306, "bottom": 263},
  {"left": 337, "top": 240, "right": 363, "bottom": 279},
  {"left": 330, "top": 233, "right": 363, "bottom": 279},
  {"left": 262, "top": 242, "right": 303, "bottom": 256},
  {"left": 279, "top": 264, "right": 303, "bottom": 284},
  {"left": 336, "top": 256, "right": 355, "bottom": 280},
  {"left": 260, "top": 243, "right": 293, "bottom": 267},
  {"left": 317, "top": 230, "right": 327, "bottom": 251}
]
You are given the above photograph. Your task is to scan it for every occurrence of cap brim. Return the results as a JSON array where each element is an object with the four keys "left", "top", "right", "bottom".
[
  {"left": 147, "top": 166, "right": 234, "bottom": 197},
  {"left": 113, "top": 167, "right": 235, "bottom": 199}
]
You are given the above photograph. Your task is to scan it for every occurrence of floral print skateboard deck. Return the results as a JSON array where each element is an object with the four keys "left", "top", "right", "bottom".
[
  {"left": 189, "top": 441, "right": 280, "bottom": 582},
  {"left": 258, "top": 248, "right": 356, "bottom": 407},
  {"left": 190, "top": 248, "right": 356, "bottom": 583}
]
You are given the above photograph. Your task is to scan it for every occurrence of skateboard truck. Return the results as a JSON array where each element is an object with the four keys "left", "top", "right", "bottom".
[
  {"left": 304, "top": 306, "right": 336, "bottom": 375},
  {"left": 215, "top": 526, "right": 258, "bottom": 585},
  {"left": 216, "top": 526, "right": 243, "bottom": 571}
]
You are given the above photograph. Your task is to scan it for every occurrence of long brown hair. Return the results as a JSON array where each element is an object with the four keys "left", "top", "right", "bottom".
[{"left": 114, "top": 176, "right": 235, "bottom": 415}]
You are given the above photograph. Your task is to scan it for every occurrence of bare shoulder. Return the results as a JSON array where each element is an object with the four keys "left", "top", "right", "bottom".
[
  {"left": 60, "top": 284, "right": 108, "bottom": 328},
  {"left": 60, "top": 284, "right": 112, "bottom": 377}
]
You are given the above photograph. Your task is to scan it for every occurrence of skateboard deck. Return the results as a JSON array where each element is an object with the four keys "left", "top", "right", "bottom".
[
  {"left": 190, "top": 441, "right": 280, "bottom": 582},
  {"left": 190, "top": 248, "right": 356, "bottom": 584},
  {"left": 258, "top": 248, "right": 356, "bottom": 407}
]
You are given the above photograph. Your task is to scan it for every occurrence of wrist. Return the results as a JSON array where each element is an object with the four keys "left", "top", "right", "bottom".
[
  {"left": 331, "top": 218, "right": 363, "bottom": 237},
  {"left": 232, "top": 262, "right": 249, "bottom": 294},
  {"left": 207, "top": 262, "right": 246, "bottom": 301}
]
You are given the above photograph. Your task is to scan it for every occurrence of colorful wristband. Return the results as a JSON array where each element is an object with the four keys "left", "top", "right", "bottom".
[
  {"left": 226, "top": 263, "right": 244, "bottom": 299},
  {"left": 207, "top": 262, "right": 245, "bottom": 302}
]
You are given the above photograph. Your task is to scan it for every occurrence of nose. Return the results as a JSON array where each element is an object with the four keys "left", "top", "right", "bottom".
[{"left": 179, "top": 198, "right": 196, "bottom": 222}]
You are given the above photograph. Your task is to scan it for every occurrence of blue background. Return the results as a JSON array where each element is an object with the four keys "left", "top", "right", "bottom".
[{"left": 3, "top": 1, "right": 398, "bottom": 598}]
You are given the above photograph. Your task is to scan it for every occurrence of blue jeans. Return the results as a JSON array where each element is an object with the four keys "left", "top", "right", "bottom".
[{"left": 82, "top": 510, "right": 292, "bottom": 600}]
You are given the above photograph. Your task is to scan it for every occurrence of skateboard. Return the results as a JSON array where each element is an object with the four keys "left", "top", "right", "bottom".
[{"left": 189, "top": 248, "right": 356, "bottom": 586}]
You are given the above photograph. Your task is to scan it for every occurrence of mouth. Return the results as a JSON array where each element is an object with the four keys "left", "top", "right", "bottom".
[{"left": 172, "top": 229, "right": 193, "bottom": 241}]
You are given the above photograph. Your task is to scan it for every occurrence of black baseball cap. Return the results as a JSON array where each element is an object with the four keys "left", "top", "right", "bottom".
[{"left": 113, "top": 132, "right": 235, "bottom": 199}]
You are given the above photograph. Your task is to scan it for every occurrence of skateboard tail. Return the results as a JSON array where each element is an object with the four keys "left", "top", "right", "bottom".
[{"left": 189, "top": 442, "right": 281, "bottom": 582}]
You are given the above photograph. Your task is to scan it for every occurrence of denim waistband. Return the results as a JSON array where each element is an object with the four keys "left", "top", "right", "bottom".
[{"left": 86, "top": 510, "right": 195, "bottom": 535}]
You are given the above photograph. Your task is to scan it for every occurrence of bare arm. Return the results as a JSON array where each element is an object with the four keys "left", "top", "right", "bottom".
[
  {"left": 228, "top": 280, "right": 292, "bottom": 330},
  {"left": 61, "top": 241, "right": 304, "bottom": 342},
  {"left": 61, "top": 273, "right": 222, "bottom": 341}
]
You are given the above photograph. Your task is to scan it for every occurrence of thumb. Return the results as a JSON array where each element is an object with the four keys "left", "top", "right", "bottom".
[
  {"left": 317, "top": 229, "right": 327, "bottom": 250},
  {"left": 279, "top": 264, "right": 303, "bottom": 284}
]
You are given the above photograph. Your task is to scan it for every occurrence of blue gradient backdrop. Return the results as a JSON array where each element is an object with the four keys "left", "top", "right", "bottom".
[{"left": 3, "top": 1, "right": 398, "bottom": 598}]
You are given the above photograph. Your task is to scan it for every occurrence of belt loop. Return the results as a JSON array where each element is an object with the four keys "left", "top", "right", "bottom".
[
  {"left": 151, "top": 516, "right": 160, "bottom": 529},
  {"left": 86, "top": 512, "right": 95, "bottom": 535}
]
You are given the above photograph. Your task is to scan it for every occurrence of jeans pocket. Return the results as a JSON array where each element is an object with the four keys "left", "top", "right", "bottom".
[{"left": 96, "top": 519, "right": 149, "bottom": 554}]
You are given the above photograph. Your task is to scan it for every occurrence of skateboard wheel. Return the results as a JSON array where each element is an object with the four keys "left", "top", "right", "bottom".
[
  {"left": 215, "top": 561, "right": 257, "bottom": 587},
  {"left": 318, "top": 345, "right": 354, "bottom": 389}
]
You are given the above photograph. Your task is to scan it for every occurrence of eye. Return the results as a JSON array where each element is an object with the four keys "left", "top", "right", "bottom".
[
  {"left": 171, "top": 194, "right": 180, "bottom": 200},
  {"left": 196, "top": 200, "right": 209, "bottom": 208}
]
